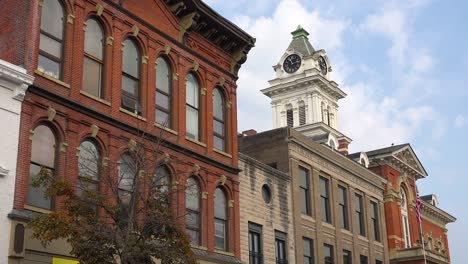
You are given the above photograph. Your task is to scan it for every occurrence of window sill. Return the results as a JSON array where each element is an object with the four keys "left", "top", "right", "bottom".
[
  {"left": 24, "top": 204, "right": 52, "bottom": 214},
  {"left": 190, "top": 244, "right": 208, "bottom": 251},
  {"left": 120, "top": 108, "right": 147, "bottom": 121},
  {"left": 80, "top": 90, "right": 111, "bottom": 106},
  {"left": 154, "top": 123, "right": 178, "bottom": 135},
  {"left": 34, "top": 69, "right": 70, "bottom": 88},
  {"left": 214, "top": 249, "right": 234, "bottom": 257},
  {"left": 213, "top": 148, "right": 232, "bottom": 158},
  {"left": 322, "top": 222, "right": 335, "bottom": 230},
  {"left": 185, "top": 136, "right": 206, "bottom": 147},
  {"left": 341, "top": 228, "right": 352, "bottom": 236},
  {"left": 358, "top": 235, "right": 369, "bottom": 242}
]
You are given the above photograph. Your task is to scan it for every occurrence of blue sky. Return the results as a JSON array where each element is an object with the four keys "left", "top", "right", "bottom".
[{"left": 205, "top": 0, "right": 466, "bottom": 262}]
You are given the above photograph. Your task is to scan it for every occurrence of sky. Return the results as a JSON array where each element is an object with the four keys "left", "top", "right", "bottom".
[{"left": 205, "top": 0, "right": 466, "bottom": 262}]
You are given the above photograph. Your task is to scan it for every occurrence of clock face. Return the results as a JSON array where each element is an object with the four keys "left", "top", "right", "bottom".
[
  {"left": 318, "top": 56, "right": 327, "bottom": 75},
  {"left": 283, "top": 54, "right": 302, "bottom": 73}
]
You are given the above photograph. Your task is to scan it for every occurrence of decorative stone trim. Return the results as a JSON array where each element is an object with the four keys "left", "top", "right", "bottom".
[
  {"left": 0, "top": 165, "right": 9, "bottom": 177},
  {"left": 173, "top": 73, "right": 179, "bottom": 81},
  {"left": 0, "top": 59, "right": 34, "bottom": 101},
  {"left": 67, "top": 14, "right": 75, "bottom": 24},
  {"left": 220, "top": 175, "right": 227, "bottom": 185},
  {"left": 132, "top": 25, "right": 139, "bottom": 37},
  {"left": 192, "top": 61, "right": 199, "bottom": 72},
  {"left": 47, "top": 107, "right": 56, "bottom": 121},
  {"left": 60, "top": 142, "right": 68, "bottom": 153},
  {"left": 164, "top": 44, "right": 171, "bottom": 54},
  {"left": 90, "top": 124, "right": 99, "bottom": 137},
  {"left": 106, "top": 36, "right": 114, "bottom": 46},
  {"left": 219, "top": 77, "right": 225, "bottom": 86},
  {"left": 201, "top": 88, "right": 207, "bottom": 95},
  {"left": 142, "top": 56, "right": 149, "bottom": 64},
  {"left": 201, "top": 191, "right": 208, "bottom": 200},
  {"left": 228, "top": 200, "right": 234, "bottom": 208},
  {"left": 96, "top": 3, "right": 104, "bottom": 16}
]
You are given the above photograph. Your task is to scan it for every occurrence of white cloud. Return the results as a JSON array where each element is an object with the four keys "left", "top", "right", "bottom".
[
  {"left": 236, "top": 0, "right": 349, "bottom": 132},
  {"left": 455, "top": 114, "right": 465, "bottom": 128}
]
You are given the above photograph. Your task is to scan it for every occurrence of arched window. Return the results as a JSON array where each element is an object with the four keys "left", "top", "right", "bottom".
[
  {"left": 119, "top": 153, "right": 136, "bottom": 210},
  {"left": 38, "top": 0, "right": 64, "bottom": 80},
  {"left": 28, "top": 125, "right": 56, "bottom": 209},
  {"left": 327, "top": 106, "right": 332, "bottom": 126},
  {"left": 155, "top": 57, "right": 172, "bottom": 127},
  {"left": 214, "top": 187, "right": 228, "bottom": 251},
  {"left": 185, "top": 177, "right": 201, "bottom": 245},
  {"left": 77, "top": 140, "right": 100, "bottom": 196},
  {"left": 286, "top": 104, "right": 293, "bottom": 127},
  {"left": 154, "top": 165, "right": 170, "bottom": 195},
  {"left": 321, "top": 102, "right": 327, "bottom": 124},
  {"left": 299, "top": 101, "right": 306, "bottom": 126},
  {"left": 83, "top": 18, "right": 104, "bottom": 98},
  {"left": 213, "top": 88, "right": 226, "bottom": 151},
  {"left": 186, "top": 74, "right": 200, "bottom": 141},
  {"left": 401, "top": 188, "right": 411, "bottom": 248},
  {"left": 121, "top": 39, "right": 140, "bottom": 114}
]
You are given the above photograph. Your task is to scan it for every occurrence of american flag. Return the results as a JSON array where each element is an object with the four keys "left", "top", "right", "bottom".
[{"left": 416, "top": 192, "right": 423, "bottom": 223}]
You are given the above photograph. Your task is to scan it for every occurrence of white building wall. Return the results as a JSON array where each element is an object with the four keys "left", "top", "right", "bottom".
[{"left": 0, "top": 60, "right": 33, "bottom": 264}]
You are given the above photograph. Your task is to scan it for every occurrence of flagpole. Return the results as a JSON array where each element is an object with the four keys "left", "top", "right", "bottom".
[
  {"left": 418, "top": 216, "right": 427, "bottom": 264},
  {"left": 416, "top": 187, "right": 427, "bottom": 264}
]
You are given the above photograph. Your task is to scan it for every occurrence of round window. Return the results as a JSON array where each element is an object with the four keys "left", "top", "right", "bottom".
[{"left": 262, "top": 184, "right": 272, "bottom": 204}]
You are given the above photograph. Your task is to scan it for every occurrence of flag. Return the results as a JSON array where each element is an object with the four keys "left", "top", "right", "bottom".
[{"left": 416, "top": 192, "right": 423, "bottom": 223}]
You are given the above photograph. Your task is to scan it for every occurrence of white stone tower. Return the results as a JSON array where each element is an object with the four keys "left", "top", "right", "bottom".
[{"left": 261, "top": 26, "right": 352, "bottom": 153}]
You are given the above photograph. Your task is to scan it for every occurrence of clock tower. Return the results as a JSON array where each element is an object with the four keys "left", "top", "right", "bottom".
[{"left": 261, "top": 26, "right": 352, "bottom": 153}]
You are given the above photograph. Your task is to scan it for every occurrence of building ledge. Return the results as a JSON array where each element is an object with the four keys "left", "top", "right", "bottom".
[
  {"left": 390, "top": 246, "right": 449, "bottom": 264},
  {"left": 192, "top": 248, "right": 242, "bottom": 264}
]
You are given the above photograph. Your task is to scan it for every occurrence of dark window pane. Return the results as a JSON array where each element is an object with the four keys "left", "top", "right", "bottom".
[
  {"left": 343, "top": 250, "right": 351, "bottom": 264},
  {"left": 185, "top": 210, "right": 200, "bottom": 227},
  {"left": 82, "top": 57, "right": 102, "bottom": 97},
  {"left": 156, "top": 91, "right": 170, "bottom": 110},
  {"left": 186, "top": 106, "right": 199, "bottom": 140},
  {"left": 186, "top": 74, "right": 199, "bottom": 108},
  {"left": 155, "top": 109, "right": 170, "bottom": 126},
  {"left": 27, "top": 164, "right": 52, "bottom": 209},
  {"left": 215, "top": 188, "right": 227, "bottom": 219},
  {"left": 299, "top": 105, "right": 306, "bottom": 125},
  {"left": 213, "top": 88, "right": 224, "bottom": 121},
  {"left": 78, "top": 140, "right": 99, "bottom": 180},
  {"left": 119, "top": 153, "right": 135, "bottom": 192},
  {"left": 154, "top": 166, "right": 170, "bottom": 193},
  {"left": 185, "top": 177, "right": 200, "bottom": 210},
  {"left": 215, "top": 219, "right": 226, "bottom": 250},
  {"left": 40, "top": 34, "right": 62, "bottom": 59},
  {"left": 156, "top": 57, "right": 171, "bottom": 94},
  {"left": 38, "top": 54, "right": 60, "bottom": 79},
  {"left": 84, "top": 19, "right": 103, "bottom": 59},
  {"left": 122, "top": 39, "right": 139, "bottom": 78},
  {"left": 41, "top": 0, "right": 64, "bottom": 39},
  {"left": 186, "top": 229, "right": 199, "bottom": 245},
  {"left": 31, "top": 125, "right": 56, "bottom": 168},
  {"left": 299, "top": 168, "right": 308, "bottom": 188},
  {"left": 214, "top": 119, "right": 225, "bottom": 136},
  {"left": 287, "top": 109, "right": 293, "bottom": 127},
  {"left": 122, "top": 75, "right": 138, "bottom": 96},
  {"left": 214, "top": 136, "right": 225, "bottom": 151},
  {"left": 300, "top": 189, "right": 308, "bottom": 214}
]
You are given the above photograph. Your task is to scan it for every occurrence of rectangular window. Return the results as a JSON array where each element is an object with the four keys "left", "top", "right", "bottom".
[
  {"left": 324, "top": 244, "right": 334, "bottom": 264},
  {"left": 299, "top": 105, "right": 306, "bottom": 126},
  {"left": 303, "top": 237, "right": 314, "bottom": 264},
  {"left": 376, "top": 260, "right": 383, "bottom": 264},
  {"left": 371, "top": 201, "right": 380, "bottom": 242},
  {"left": 360, "top": 255, "right": 368, "bottom": 264},
  {"left": 320, "top": 177, "right": 331, "bottom": 223},
  {"left": 355, "top": 194, "right": 365, "bottom": 236},
  {"left": 343, "top": 250, "right": 352, "bottom": 264},
  {"left": 275, "top": 231, "right": 288, "bottom": 264},
  {"left": 299, "top": 166, "right": 311, "bottom": 215},
  {"left": 338, "top": 186, "right": 349, "bottom": 229},
  {"left": 249, "top": 223, "right": 263, "bottom": 264},
  {"left": 287, "top": 109, "right": 293, "bottom": 127}
]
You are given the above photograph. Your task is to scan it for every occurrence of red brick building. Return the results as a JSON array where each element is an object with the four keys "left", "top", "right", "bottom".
[
  {"left": 0, "top": 0, "right": 254, "bottom": 262},
  {"left": 360, "top": 144, "right": 456, "bottom": 264}
]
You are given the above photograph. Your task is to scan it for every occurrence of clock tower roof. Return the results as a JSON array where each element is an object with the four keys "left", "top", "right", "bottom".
[{"left": 287, "top": 25, "right": 315, "bottom": 56}]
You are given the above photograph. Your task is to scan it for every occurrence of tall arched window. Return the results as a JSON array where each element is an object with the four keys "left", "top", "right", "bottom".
[
  {"left": 401, "top": 188, "right": 411, "bottom": 248},
  {"left": 121, "top": 39, "right": 140, "bottom": 114},
  {"left": 186, "top": 177, "right": 201, "bottom": 245},
  {"left": 83, "top": 18, "right": 104, "bottom": 98},
  {"left": 186, "top": 74, "right": 200, "bottom": 141},
  {"left": 299, "top": 101, "right": 306, "bottom": 126},
  {"left": 286, "top": 104, "right": 293, "bottom": 127},
  {"left": 154, "top": 165, "right": 170, "bottom": 195},
  {"left": 213, "top": 88, "right": 226, "bottom": 151},
  {"left": 28, "top": 125, "right": 56, "bottom": 209},
  {"left": 77, "top": 140, "right": 100, "bottom": 196},
  {"left": 38, "top": 0, "right": 64, "bottom": 80},
  {"left": 321, "top": 102, "right": 326, "bottom": 124},
  {"left": 119, "top": 153, "right": 136, "bottom": 212},
  {"left": 214, "top": 187, "right": 228, "bottom": 251},
  {"left": 155, "top": 57, "right": 172, "bottom": 127},
  {"left": 327, "top": 106, "right": 332, "bottom": 126}
]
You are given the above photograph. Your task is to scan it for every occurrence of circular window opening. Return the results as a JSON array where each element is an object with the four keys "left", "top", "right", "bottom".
[{"left": 262, "top": 184, "right": 272, "bottom": 204}]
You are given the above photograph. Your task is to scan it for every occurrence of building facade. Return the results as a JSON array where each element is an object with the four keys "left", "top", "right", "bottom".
[
  {"left": 0, "top": 0, "right": 254, "bottom": 263},
  {"left": 0, "top": 60, "right": 34, "bottom": 264},
  {"left": 362, "top": 144, "right": 456, "bottom": 264},
  {"left": 238, "top": 153, "right": 296, "bottom": 264}
]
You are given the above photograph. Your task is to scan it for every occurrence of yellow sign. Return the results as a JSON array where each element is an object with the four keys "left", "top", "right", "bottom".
[{"left": 52, "top": 257, "right": 79, "bottom": 264}]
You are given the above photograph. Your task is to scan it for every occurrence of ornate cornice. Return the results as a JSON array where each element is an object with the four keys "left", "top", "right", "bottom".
[
  {"left": 0, "top": 60, "right": 34, "bottom": 101},
  {"left": 421, "top": 200, "right": 456, "bottom": 225}
]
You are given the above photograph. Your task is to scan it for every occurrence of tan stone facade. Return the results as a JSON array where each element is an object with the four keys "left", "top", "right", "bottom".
[
  {"left": 239, "top": 153, "right": 295, "bottom": 264},
  {"left": 239, "top": 127, "right": 390, "bottom": 264}
]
